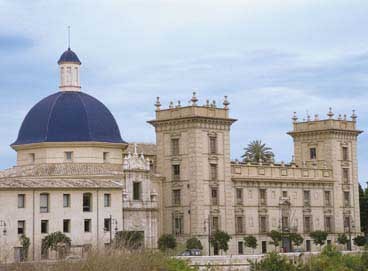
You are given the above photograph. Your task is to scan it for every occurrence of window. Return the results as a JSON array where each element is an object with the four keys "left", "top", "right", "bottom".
[
  {"left": 260, "top": 216, "right": 267, "bottom": 233},
  {"left": 282, "top": 191, "right": 288, "bottom": 197},
  {"left": 133, "top": 182, "right": 141, "bottom": 200},
  {"left": 325, "top": 216, "right": 332, "bottom": 233},
  {"left": 210, "top": 164, "right": 218, "bottom": 181},
  {"left": 41, "top": 220, "right": 48, "bottom": 234},
  {"left": 104, "top": 218, "right": 111, "bottom": 232},
  {"left": 63, "top": 194, "right": 70, "bottom": 208},
  {"left": 209, "top": 137, "right": 217, "bottom": 154},
  {"left": 104, "top": 194, "right": 111, "bottom": 207},
  {"left": 310, "top": 148, "right": 317, "bottom": 160},
  {"left": 18, "top": 194, "right": 25, "bottom": 208},
  {"left": 344, "top": 216, "right": 351, "bottom": 230},
  {"left": 236, "top": 216, "right": 244, "bottom": 233},
  {"left": 40, "top": 193, "right": 49, "bottom": 213},
  {"left": 303, "top": 190, "right": 311, "bottom": 206},
  {"left": 65, "top": 151, "right": 73, "bottom": 161},
  {"left": 212, "top": 216, "right": 219, "bottom": 232},
  {"left": 17, "top": 220, "right": 25, "bottom": 235},
  {"left": 342, "top": 147, "right": 348, "bottom": 161},
  {"left": 342, "top": 168, "right": 349, "bottom": 183},
  {"left": 236, "top": 188, "right": 243, "bottom": 205},
  {"left": 344, "top": 191, "right": 350, "bottom": 207},
  {"left": 171, "top": 138, "right": 179, "bottom": 156},
  {"left": 324, "top": 191, "right": 331, "bottom": 206},
  {"left": 304, "top": 216, "right": 312, "bottom": 233},
  {"left": 29, "top": 153, "right": 35, "bottom": 163},
  {"left": 172, "top": 165, "right": 180, "bottom": 181},
  {"left": 306, "top": 240, "right": 311, "bottom": 252},
  {"left": 282, "top": 216, "right": 289, "bottom": 231},
  {"left": 211, "top": 188, "right": 218, "bottom": 205},
  {"left": 63, "top": 219, "right": 70, "bottom": 233},
  {"left": 173, "top": 215, "right": 184, "bottom": 235},
  {"left": 259, "top": 189, "right": 267, "bottom": 205},
  {"left": 103, "top": 152, "right": 109, "bottom": 163},
  {"left": 84, "top": 219, "right": 91, "bottom": 232},
  {"left": 172, "top": 189, "right": 181, "bottom": 205},
  {"left": 238, "top": 241, "right": 244, "bottom": 255},
  {"left": 83, "top": 193, "right": 92, "bottom": 212}
]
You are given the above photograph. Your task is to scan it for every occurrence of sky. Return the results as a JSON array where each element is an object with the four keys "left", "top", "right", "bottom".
[{"left": 0, "top": 0, "right": 368, "bottom": 184}]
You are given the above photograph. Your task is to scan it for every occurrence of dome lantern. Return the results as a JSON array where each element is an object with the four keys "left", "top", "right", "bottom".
[{"left": 58, "top": 48, "right": 82, "bottom": 92}]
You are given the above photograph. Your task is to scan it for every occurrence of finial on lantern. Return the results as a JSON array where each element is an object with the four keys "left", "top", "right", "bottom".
[
  {"left": 155, "top": 97, "right": 161, "bottom": 111},
  {"left": 169, "top": 101, "right": 174, "bottom": 109},
  {"left": 351, "top": 110, "right": 357, "bottom": 121},
  {"left": 292, "top": 112, "right": 298, "bottom": 123},
  {"left": 223, "top": 96, "right": 230, "bottom": 109},
  {"left": 327, "top": 107, "right": 334, "bottom": 119},
  {"left": 191, "top": 92, "right": 198, "bottom": 106}
]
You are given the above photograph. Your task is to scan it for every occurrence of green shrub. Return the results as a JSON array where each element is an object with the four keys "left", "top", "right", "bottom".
[
  {"left": 158, "top": 234, "right": 177, "bottom": 252},
  {"left": 186, "top": 237, "right": 203, "bottom": 250}
]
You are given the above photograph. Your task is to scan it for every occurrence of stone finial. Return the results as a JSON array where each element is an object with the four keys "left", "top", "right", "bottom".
[
  {"left": 292, "top": 112, "right": 298, "bottom": 123},
  {"left": 351, "top": 110, "right": 357, "bottom": 121},
  {"left": 338, "top": 114, "right": 342, "bottom": 120},
  {"left": 176, "top": 100, "right": 181, "bottom": 108},
  {"left": 212, "top": 100, "right": 216, "bottom": 108},
  {"left": 258, "top": 158, "right": 263, "bottom": 165},
  {"left": 155, "top": 97, "right": 161, "bottom": 111},
  {"left": 169, "top": 101, "right": 174, "bottom": 109},
  {"left": 223, "top": 96, "right": 230, "bottom": 109},
  {"left": 343, "top": 114, "right": 347, "bottom": 121},
  {"left": 307, "top": 114, "right": 311, "bottom": 121},
  {"left": 206, "top": 99, "right": 210, "bottom": 107},
  {"left": 327, "top": 107, "right": 334, "bottom": 119},
  {"left": 281, "top": 161, "right": 285, "bottom": 167},
  {"left": 191, "top": 92, "right": 198, "bottom": 106},
  {"left": 314, "top": 114, "right": 319, "bottom": 121},
  {"left": 133, "top": 143, "right": 138, "bottom": 156},
  {"left": 291, "top": 155, "right": 295, "bottom": 164}
]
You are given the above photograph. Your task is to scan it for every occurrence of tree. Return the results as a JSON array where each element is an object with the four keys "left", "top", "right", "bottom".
[
  {"left": 267, "top": 230, "right": 282, "bottom": 250},
  {"left": 337, "top": 233, "right": 349, "bottom": 248},
  {"left": 158, "top": 234, "right": 177, "bottom": 252},
  {"left": 19, "top": 235, "right": 30, "bottom": 261},
  {"left": 186, "top": 237, "right": 203, "bottom": 250},
  {"left": 244, "top": 235, "right": 257, "bottom": 254},
  {"left": 309, "top": 231, "right": 328, "bottom": 250},
  {"left": 242, "top": 140, "right": 274, "bottom": 163},
  {"left": 359, "top": 184, "right": 368, "bottom": 235},
  {"left": 288, "top": 233, "right": 304, "bottom": 249},
  {"left": 248, "top": 252, "right": 297, "bottom": 271},
  {"left": 114, "top": 231, "right": 144, "bottom": 250},
  {"left": 210, "top": 231, "right": 231, "bottom": 254},
  {"left": 353, "top": 235, "right": 367, "bottom": 247},
  {"left": 41, "top": 231, "right": 71, "bottom": 259}
]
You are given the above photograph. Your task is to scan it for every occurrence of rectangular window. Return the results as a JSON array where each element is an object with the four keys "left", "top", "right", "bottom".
[
  {"left": 344, "top": 191, "right": 350, "bottom": 207},
  {"left": 324, "top": 191, "right": 331, "bottom": 206},
  {"left": 17, "top": 220, "right": 25, "bottom": 235},
  {"left": 65, "top": 151, "right": 73, "bottom": 162},
  {"left": 210, "top": 164, "right": 218, "bottom": 181},
  {"left": 211, "top": 188, "right": 218, "bottom": 205},
  {"left": 103, "top": 152, "right": 109, "bottom": 163},
  {"left": 306, "top": 240, "right": 311, "bottom": 252},
  {"left": 342, "top": 168, "right": 349, "bottom": 183},
  {"left": 133, "top": 182, "right": 141, "bottom": 200},
  {"left": 282, "top": 191, "right": 288, "bottom": 197},
  {"left": 84, "top": 219, "right": 91, "bottom": 233},
  {"left": 303, "top": 190, "right": 311, "bottom": 206},
  {"left": 212, "top": 216, "right": 219, "bottom": 232},
  {"left": 173, "top": 215, "right": 184, "bottom": 235},
  {"left": 172, "top": 165, "right": 180, "bottom": 181},
  {"left": 104, "top": 218, "right": 111, "bottom": 232},
  {"left": 29, "top": 153, "right": 35, "bottom": 163},
  {"left": 259, "top": 189, "right": 267, "bottom": 205},
  {"left": 344, "top": 216, "right": 351, "bottom": 230},
  {"left": 18, "top": 194, "right": 25, "bottom": 208},
  {"left": 260, "top": 216, "right": 267, "bottom": 233},
  {"left": 40, "top": 193, "right": 49, "bottom": 213},
  {"left": 325, "top": 216, "right": 332, "bottom": 233},
  {"left": 63, "top": 219, "right": 70, "bottom": 233},
  {"left": 83, "top": 193, "right": 92, "bottom": 212},
  {"left": 63, "top": 194, "right": 70, "bottom": 208},
  {"left": 282, "top": 216, "right": 289, "bottom": 231},
  {"left": 171, "top": 138, "right": 179, "bottom": 156},
  {"left": 238, "top": 241, "right": 244, "bottom": 255},
  {"left": 304, "top": 216, "right": 312, "bottom": 233},
  {"left": 209, "top": 137, "right": 217, "bottom": 154},
  {"left": 236, "top": 216, "right": 244, "bottom": 234},
  {"left": 104, "top": 194, "right": 111, "bottom": 207},
  {"left": 236, "top": 188, "right": 243, "bottom": 205},
  {"left": 41, "top": 220, "right": 48, "bottom": 234},
  {"left": 310, "top": 148, "right": 317, "bottom": 160},
  {"left": 172, "top": 189, "right": 181, "bottom": 205},
  {"left": 342, "top": 147, "right": 348, "bottom": 161}
]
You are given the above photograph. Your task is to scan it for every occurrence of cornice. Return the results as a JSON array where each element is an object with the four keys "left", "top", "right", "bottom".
[{"left": 12, "top": 141, "right": 128, "bottom": 151}]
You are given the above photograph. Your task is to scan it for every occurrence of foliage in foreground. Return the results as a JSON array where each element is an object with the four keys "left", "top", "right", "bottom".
[
  {"left": 158, "top": 234, "right": 177, "bottom": 252},
  {"left": 10, "top": 250, "right": 197, "bottom": 271},
  {"left": 249, "top": 251, "right": 298, "bottom": 271}
]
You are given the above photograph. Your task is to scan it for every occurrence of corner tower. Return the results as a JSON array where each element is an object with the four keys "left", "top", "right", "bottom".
[
  {"left": 288, "top": 109, "right": 362, "bottom": 242},
  {"left": 148, "top": 93, "right": 236, "bottom": 254}
]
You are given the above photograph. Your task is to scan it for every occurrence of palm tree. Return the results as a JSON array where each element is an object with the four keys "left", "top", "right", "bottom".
[{"left": 242, "top": 140, "right": 274, "bottom": 163}]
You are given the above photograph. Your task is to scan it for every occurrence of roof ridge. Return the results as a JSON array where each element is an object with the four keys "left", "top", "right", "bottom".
[
  {"left": 44, "top": 92, "right": 63, "bottom": 142},
  {"left": 76, "top": 92, "right": 93, "bottom": 141}
]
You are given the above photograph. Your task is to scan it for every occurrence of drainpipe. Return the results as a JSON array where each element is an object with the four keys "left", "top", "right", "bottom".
[
  {"left": 32, "top": 189, "right": 35, "bottom": 261},
  {"left": 96, "top": 188, "right": 99, "bottom": 251}
]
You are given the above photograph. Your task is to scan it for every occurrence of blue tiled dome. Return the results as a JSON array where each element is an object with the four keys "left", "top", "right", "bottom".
[
  {"left": 58, "top": 48, "right": 81, "bottom": 64},
  {"left": 12, "top": 91, "right": 125, "bottom": 146}
]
